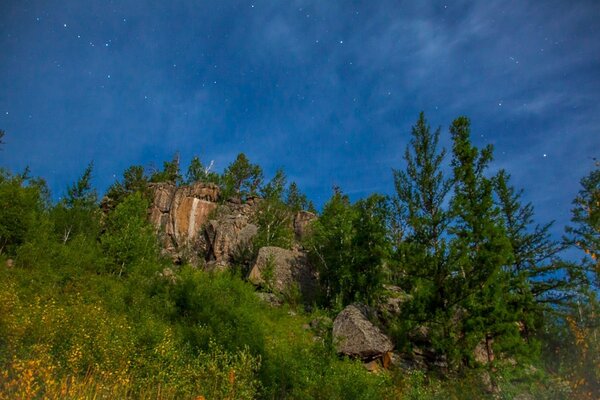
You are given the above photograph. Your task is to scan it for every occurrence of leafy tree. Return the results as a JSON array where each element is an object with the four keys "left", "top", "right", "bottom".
[
  {"left": 253, "top": 169, "right": 294, "bottom": 251},
  {"left": 222, "top": 153, "right": 263, "bottom": 200},
  {"left": 100, "top": 192, "right": 159, "bottom": 276},
  {"left": 307, "top": 189, "right": 356, "bottom": 308},
  {"left": 351, "top": 194, "right": 391, "bottom": 305},
  {"left": 0, "top": 169, "right": 46, "bottom": 255},
  {"left": 51, "top": 163, "right": 100, "bottom": 243},
  {"left": 307, "top": 189, "right": 388, "bottom": 307}
]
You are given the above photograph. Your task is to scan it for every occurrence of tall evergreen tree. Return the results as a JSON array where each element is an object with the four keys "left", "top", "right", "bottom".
[
  {"left": 392, "top": 112, "right": 452, "bottom": 318},
  {"left": 565, "top": 162, "right": 600, "bottom": 288},
  {"left": 494, "top": 170, "right": 581, "bottom": 314},
  {"left": 351, "top": 194, "right": 391, "bottom": 306},
  {"left": 447, "top": 116, "right": 520, "bottom": 367}
]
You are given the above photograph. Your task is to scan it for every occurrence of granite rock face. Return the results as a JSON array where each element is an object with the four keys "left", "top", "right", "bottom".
[
  {"left": 201, "top": 197, "right": 261, "bottom": 265},
  {"left": 148, "top": 182, "right": 220, "bottom": 261}
]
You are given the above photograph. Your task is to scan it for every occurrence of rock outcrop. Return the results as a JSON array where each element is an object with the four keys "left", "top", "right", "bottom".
[
  {"left": 248, "top": 246, "right": 317, "bottom": 300},
  {"left": 293, "top": 210, "right": 317, "bottom": 241},
  {"left": 332, "top": 304, "right": 394, "bottom": 360},
  {"left": 201, "top": 197, "right": 261, "bottom": 266},
  {"left": 148, "top": 182, "right": 220, "bottom": 260}
]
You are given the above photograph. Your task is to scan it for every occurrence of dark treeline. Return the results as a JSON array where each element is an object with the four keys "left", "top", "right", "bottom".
[{"left": 0, "top": 115, "right": 598, "bottom": 399}]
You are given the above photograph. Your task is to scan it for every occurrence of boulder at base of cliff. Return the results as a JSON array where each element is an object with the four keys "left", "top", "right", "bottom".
[
  {"left": 248, "top": 246, "right": 317, "bottom": 301},
  {"left": 332, "top": 304, "right": 394, "bottom": 360}
]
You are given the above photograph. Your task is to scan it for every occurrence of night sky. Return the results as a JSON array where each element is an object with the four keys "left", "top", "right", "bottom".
[{"left": 1, "top": 1, "right": 599, "bottom": 240}]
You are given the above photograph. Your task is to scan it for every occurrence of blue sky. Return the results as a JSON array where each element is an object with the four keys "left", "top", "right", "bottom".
[{"left": 1, "top": 0, "right": 599, "bottom": 240}]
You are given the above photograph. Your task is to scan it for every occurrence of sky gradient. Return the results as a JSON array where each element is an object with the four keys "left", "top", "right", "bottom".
[{"left": 1, "top": 0, "right": 599, "bottom": 240}]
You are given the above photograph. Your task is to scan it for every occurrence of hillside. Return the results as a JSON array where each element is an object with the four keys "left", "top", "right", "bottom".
[{"left": 0, "top": 117, "right": 599, "bottom": 399}]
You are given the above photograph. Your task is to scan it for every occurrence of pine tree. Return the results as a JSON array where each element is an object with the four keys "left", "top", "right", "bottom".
[
  {"left": 261, "top": 169, "right": 287, "bottom": 201},
  {"left": 106, "top": 165, "right": 150, "bottom": 205},
  {"left": 222, "top": 153, "right": 263, "bottom": 200},
  {"left": 565, "top": 162, "right": 600, "bottom": 288},
  {"left": 285, "top": 182, "right": 311, "bottom": 212},
  {"left": 186, "top": 155, "right": 220, "bottom": 185},
  {"left": 392, "top": 112, "right": 452, "bottom": 317},
  {"left": 351, "top": 194, "right": 391, "bottom": 306},
  {"left": 448, "top": 116, "right": 520, "bottom": 367},
  {"left": 150, "top": 154, "right": 182, "bottom": 185},
  {"left": 494, "top": 170, "right": 581, "bottom": 316}
]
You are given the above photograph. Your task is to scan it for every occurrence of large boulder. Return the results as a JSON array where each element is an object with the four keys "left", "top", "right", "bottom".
[
  {"left": 203, "top": 215, "right": 258, "bottom": 264},
  {"left": 248, "top": 246, "right": 317, "bottom": 299},
  {"left": 333, "top": 304, "right": 394, "bottom": 360}
]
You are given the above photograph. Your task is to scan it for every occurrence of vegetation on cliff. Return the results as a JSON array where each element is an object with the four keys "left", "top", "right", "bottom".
[{"left": 0, "top": 115, "right": 598, "bottom": 399}]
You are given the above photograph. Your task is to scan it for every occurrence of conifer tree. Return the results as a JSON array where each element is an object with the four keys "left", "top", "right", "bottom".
[
  {"left": 447, "top": 116, "right": 520, "bottom": 367},
  {"left": 494, "top": 170, "right": 581, "bottom": 317},
  {"left": 565, "top": 162, "right": 600, "bottom": 288},
  {"left": 150, "top": 154, "right": 182, "bottom": 185},
  {"left": 285, "top": 181, "right": 316, "bottom": 213},
  {"left": 392, "top": 112, "right": 452, "bottom": 319},
  {"left": 106, "top": 165, "right": 150, "bottom": 205},
  {"left": 222, "top": 153, "right": 263, "bottom": 200},
  {"left": 186, "top": 155, "right": 220, "bottom": 185}
]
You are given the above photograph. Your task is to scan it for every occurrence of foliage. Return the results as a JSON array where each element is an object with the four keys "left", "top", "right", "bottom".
[
  {"left": 51, "top": 163, "right": 101, "bottom": 243},
  {"left": 186, "top": 155, "right": 220, "bottom": 185},
  {"left": 100, "top": 192, "right": 159, "bottom": 276},
  {"left": 221, "top": 153, "right": 263, "bottom": 200},
  {"left": 285, "top": 181, "right": 314, "bottom": 212},
  {"left": 150, "top": 154, "right": 183, "bottom": 185},
  {"left": 307, "top": 189, "right": 389, "bottom": 308},
  {"left": 1, "top": 121, "right": 597, "bottom": 399},
  {"left": 565, "top": 163, "right": 600, "bottom": 288},
  {"left": 0, "top": 169, "right": 47, "bottom": 255},
  {"left": 391, "top": 112, "right": 452, "bottom": 342},
  {"left": 106, "top": 165, "right": 151, "bottom": 206}
]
